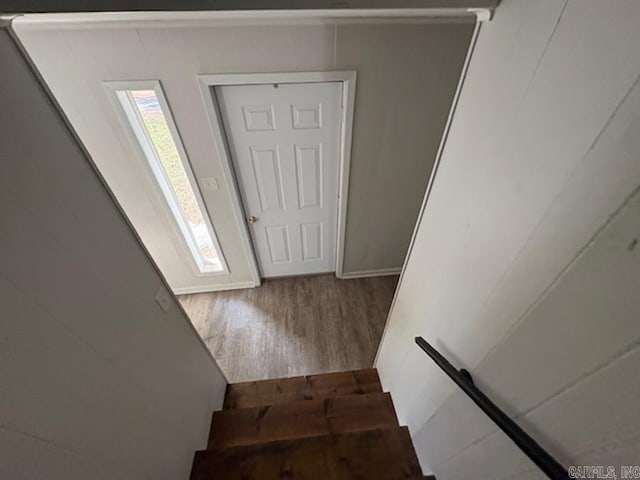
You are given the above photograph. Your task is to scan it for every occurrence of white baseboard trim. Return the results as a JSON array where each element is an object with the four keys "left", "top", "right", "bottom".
[
  {"left": 338, "top": 268, "right": 402, "bottom": 279},
  {"left": 173, "top": 281, "right": 258, "bottom": 295}
]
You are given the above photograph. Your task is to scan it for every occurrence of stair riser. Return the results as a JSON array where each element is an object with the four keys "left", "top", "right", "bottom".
[
  {"left": 209, "top": 392, "right": 399, "bottom": 448},
  {"left": 224, "top": 368, "right": 382, "bottom": 409},
  {"left": 192, "top": 427, "right": 422, "bottom": 480}
]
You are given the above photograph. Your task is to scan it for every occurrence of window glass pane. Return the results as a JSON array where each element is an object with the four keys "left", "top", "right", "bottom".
[{"left": 127, "top": 89, "right": 223, "bottom": 273}]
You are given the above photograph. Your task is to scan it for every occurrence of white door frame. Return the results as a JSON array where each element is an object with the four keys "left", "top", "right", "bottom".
[{"left": 197, "top": 70, "right": 357, "bottom": 279}]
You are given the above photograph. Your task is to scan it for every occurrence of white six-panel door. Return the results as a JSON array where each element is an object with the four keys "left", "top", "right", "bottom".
[{"left": 216, "top": 82, "right": 342, "bottom": 277}]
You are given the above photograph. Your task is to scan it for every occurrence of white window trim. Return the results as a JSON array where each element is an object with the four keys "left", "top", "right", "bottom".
[{"left": 104, "top": 79, "right": 229, "bottom": 277}]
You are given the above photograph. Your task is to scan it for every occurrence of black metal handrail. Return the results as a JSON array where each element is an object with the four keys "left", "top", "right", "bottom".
[{"left": 415, "top": 336, "right": 569, "bottom": 479}]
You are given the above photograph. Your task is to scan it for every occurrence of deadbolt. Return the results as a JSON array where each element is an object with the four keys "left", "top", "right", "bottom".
[{"left": 248, "top": 215, "right": 258, "bottom": 224}]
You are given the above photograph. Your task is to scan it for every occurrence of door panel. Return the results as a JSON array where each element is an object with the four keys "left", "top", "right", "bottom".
[
  {"left": 295, "top": 144, "right": 323, "bottom": 209},
  {"left": 217, "top": 82, "right": 341, "bottom": 277},
  {"left": 265, "top": 225, "right": 292, "bottom": 264},
  {"left": 250, "top": 146, "right": 285, "bottom": 212},
  {"left": 301, "top": 223, "right": 323, "bottom": 261}
]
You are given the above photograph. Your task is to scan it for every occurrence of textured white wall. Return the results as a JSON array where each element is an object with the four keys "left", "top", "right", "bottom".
[
  {"left": 14, "top": 20, "right": 473, "bottom": 287},
  {"left": 375, "top": 0, "right": 640, "bottom": 477},
  {"left": 0, "top": 29, "right": 226, "bottom": 480}
]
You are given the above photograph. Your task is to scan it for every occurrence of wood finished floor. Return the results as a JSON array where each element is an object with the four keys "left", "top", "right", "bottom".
[{"left": 178, "top": 274, "right": 398, "bottom": 383}]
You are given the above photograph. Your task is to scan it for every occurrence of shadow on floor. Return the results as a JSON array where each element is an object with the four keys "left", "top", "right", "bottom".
[{"left": 179, "top": 274, "right": 399, "bottom": 382}]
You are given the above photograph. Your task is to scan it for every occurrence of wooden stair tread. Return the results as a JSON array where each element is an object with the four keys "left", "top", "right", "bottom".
[
  {"left": 209, "top": 392, "right": 398, "bottom": 448},
  {"left": 223, "top": 368, "right": 382, "bottom": 409},
  {"left": 191, "top": 427, "right": 422, "bottom": 480}
]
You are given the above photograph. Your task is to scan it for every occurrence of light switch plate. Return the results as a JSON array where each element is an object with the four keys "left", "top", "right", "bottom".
[
  {"left": 155, "top": 286, "right": 172, "bottom": 312},
  {"left": 201, "top": 176, "right": 219, "bottom": 191}
]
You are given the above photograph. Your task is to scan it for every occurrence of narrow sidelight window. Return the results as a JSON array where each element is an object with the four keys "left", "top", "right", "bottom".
[{"left": 109, "top": 82, "right": 225, "bottom": 274}]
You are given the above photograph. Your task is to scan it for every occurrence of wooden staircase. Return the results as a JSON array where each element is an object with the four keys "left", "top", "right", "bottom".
[{"left": 190, "top": 368, "right": 433, "bottom": 479}]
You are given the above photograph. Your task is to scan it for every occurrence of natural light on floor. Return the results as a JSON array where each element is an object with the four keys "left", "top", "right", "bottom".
[{"left": 116, "top": 87, "right": 224, "bottom": 274}]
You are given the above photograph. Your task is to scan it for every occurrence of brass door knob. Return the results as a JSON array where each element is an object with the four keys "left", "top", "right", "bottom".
[{"left": 248, "top": 215, "right": 258, "bottom": 224}]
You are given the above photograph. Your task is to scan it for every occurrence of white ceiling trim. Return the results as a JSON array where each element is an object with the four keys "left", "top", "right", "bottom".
[{"left": 12, "top": 8, "right": 490, "bottom": 30}]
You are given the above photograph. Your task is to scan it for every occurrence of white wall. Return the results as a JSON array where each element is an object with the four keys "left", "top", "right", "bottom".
[
  {"left": 375, "top": 0, "right": 640, "bottom": 477},
  {"left": 0, "top": 28, "right": 226, "bottom": 480},
  {"left": 14, "top": 19, "right": 473, "bottom": 289}
]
